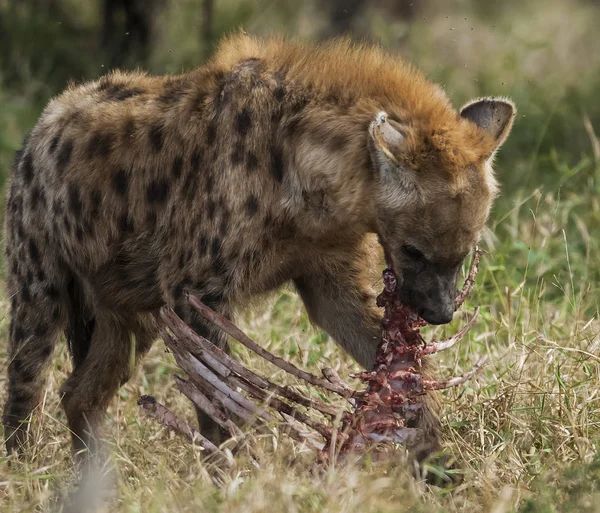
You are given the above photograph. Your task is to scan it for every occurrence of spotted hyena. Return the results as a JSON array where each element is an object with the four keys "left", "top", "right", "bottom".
[{"left": 3, "top": 33, "right": 515, "bottom": 462}]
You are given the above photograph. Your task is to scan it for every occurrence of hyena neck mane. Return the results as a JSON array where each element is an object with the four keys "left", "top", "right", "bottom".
[
  {"left": 209, "top": 33, "right": 495, "bottom": 241},
  {"left": 212, "top": 32, "right": 457, "bottom": 125}
]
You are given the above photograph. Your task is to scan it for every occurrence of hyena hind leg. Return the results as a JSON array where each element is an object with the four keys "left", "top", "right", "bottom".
[{"left": 3, "top": 278, "right": 67, "bottom": 456}]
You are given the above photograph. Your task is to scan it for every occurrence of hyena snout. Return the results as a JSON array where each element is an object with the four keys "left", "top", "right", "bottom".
[
  {"left": 400, "top": 274, "right": 457, "bottom": 325},
  {"left": 418, "top": 299, "right": 455, "bottom": 325}
]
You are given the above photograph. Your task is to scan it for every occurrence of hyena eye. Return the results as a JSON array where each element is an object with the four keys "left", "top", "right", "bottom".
[{"left": 402, "top": 244, "right": 426, "bottom": 261}]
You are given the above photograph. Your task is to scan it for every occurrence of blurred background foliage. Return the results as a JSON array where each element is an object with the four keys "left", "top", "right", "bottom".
[{"left": 0, "top": 0, "right": 599, "bottom": 314}]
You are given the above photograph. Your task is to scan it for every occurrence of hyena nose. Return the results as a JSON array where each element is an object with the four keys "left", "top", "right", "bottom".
[{"left": 420, "top": 306, "right": 454, "bottom": 325}]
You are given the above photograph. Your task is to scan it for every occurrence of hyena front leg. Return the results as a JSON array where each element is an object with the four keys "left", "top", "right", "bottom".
[{"left": 293, "top": 263, "right": 382, "bottom": 370}]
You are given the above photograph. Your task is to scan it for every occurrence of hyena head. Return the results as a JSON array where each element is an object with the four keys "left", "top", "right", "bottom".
[{"left": 369, "top": 98, "right": 516, "bottom": 324}]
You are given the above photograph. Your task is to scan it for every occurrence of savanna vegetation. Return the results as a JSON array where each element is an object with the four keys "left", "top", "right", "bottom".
[{"left": 1, "top": 0, "right": 600, "bottom": 511}]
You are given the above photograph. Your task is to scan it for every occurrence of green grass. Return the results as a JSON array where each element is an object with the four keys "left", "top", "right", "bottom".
[{"left": 1, "top": 0, "right": 600, "bottom": 511}]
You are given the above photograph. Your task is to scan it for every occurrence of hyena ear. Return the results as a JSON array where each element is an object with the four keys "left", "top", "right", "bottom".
[
  {"left": 368, "top": 111, "right": 418, "bottom": 203},
  {"left": 368, "top": 111, "right": 409, "bottom": 166},
  {"left": 460, "top": 98, "right": 516, "bottom": 151}
]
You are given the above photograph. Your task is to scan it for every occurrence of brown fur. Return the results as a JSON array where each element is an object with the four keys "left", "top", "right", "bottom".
[{"left": 2, "top": 33, "right": 515, "bottom": 463}]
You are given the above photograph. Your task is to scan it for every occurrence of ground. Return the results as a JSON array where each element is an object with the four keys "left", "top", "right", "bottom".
[{"left": 1, "top": 0, "right": 600, "bottom": 512}]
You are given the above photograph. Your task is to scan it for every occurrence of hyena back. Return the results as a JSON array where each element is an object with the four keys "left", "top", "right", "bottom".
[{"left": 3, "top": 33, "right": 514, "bottom": 461}]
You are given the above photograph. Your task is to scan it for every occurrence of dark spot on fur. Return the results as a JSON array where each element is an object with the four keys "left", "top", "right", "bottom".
[
  {"left": 146, "top": 179, "right": 170, "bottom": 204},
  {"left": 112, "top": 169, "right": 129, "bottom": 196},
  {"left": 14, "top": 326, "right": 25, "bottom": 343},
  {"left": 76, "top": 226, "right": 84, "bottom": 241},
  {"left": 270, "top": 146, "right": 284, "bottom": 183},
  {"left": 158, "top": 80, "right": 188, "bottom": 104},
  {"left": 20, "top": 283, "right": 31, "bottom": 302},
  {"left": 211, "top": 237, "right": 221, "bottom": 258},
  {"left": 329, "top": 133, "right": 348, "bottom": 152},
  {"left": 265, "top": 214, "right": 296, "bottom": 240},
  {"left": 231, "top": 143, "right": 244, "bottom": 166},
  {"left": 16, "top": 221, "right": 25, "bottom": 240},
  {"left": 68, "top": 184, "right": 83, "bottom": 218},
  {"left": 190, "top": 149, "right": 202, "bottom": 171},
  {"left": 103, "top": 83, "right": 144, "bottom": 101},
  {"left": 57, "top": 139, "right": 73, "bottom": 172},
  {"left": 173, "top": 283, "right": 183, "bottom": 300},
  {"left": 123, "top": 118, "right": 136, "bottom": 140},
  {"left": 274, "top": 85, "right": 285, "bottom": 101},
  {"left": 119, "top": 214, "right": 133, "bottom": 233},
  {"left": 87, "top": 132, "right": 114, "bottom": 159},
  {"left": 302, "top": 189, "right": 328, "bottom": 213},
  {"left": 34, "top": 323, "right": 48, "bottom": 337},
  {"left": 235, "top": 108, "right": 252, "bottom": 136},
  {"left": 183, "top": 171, "right": 198, "bottom": 203},
  {"left": 28, "top": 239, "right": 40, "bottom": 264},
  {"left": 246, "top": 152, "right": 259, "bottom": 171},
  {"left": 178, "top": 253, "right": 185, "bottom": 269},
  {"left": 245, "top": 195, "right": 259, "bottom": 217},
  {"left": 198, "top": 235, "right": 208, "bottom": 255},
  {"left": 38, "top": 190, "right": 47, "bottom": 210},
  {"left": 172, "top": 156, "right": 183, "bottom": 180},
  {"left": 205, "top": 175, "right": 214, "bottom": 194},
  {"left": 201, "top": 290, "right": 225, "bottom": 310},
  {"left": 206, "top": 122, "right": 217, "bottom": 146},
  {"left": 30, "top": 185, "right": 41, "bottom": 210},
  {"left": 37, "top": 269, "right": 46, "bottom": 282},
  {"left": 278, "top": 219, "right": 297, "bottom": 239},
  {"left": 22, "top": 152, "right": 34, "bottom": 185},
  {"left": 49, "top": 135, "right": 60, "bottom": 154},
  {"left": 219, "top": 208, "right": 230, "bottom": 236},
  {"left": 9, "top": 195, "right": 22, "bottom": 216},
  {"left": 207, "top": 201, "right": 216, "bottom": 221},
  {"left": 148, "top": 124, "right": 164, "bottom": 152},
  {"left": 90, "top": 190, "right": 102, "bottom": 218},
  {"left": 63, "top": 216, "right": 72, "bottom": 235}
]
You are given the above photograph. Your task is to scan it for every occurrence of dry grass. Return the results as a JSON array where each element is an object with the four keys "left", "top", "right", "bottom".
[
  {"left": 1, "top": 224, "right": 600, "bottom": 512},
  {"left": 1, "top": 0, "right": 600, "bottom": 511}
]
